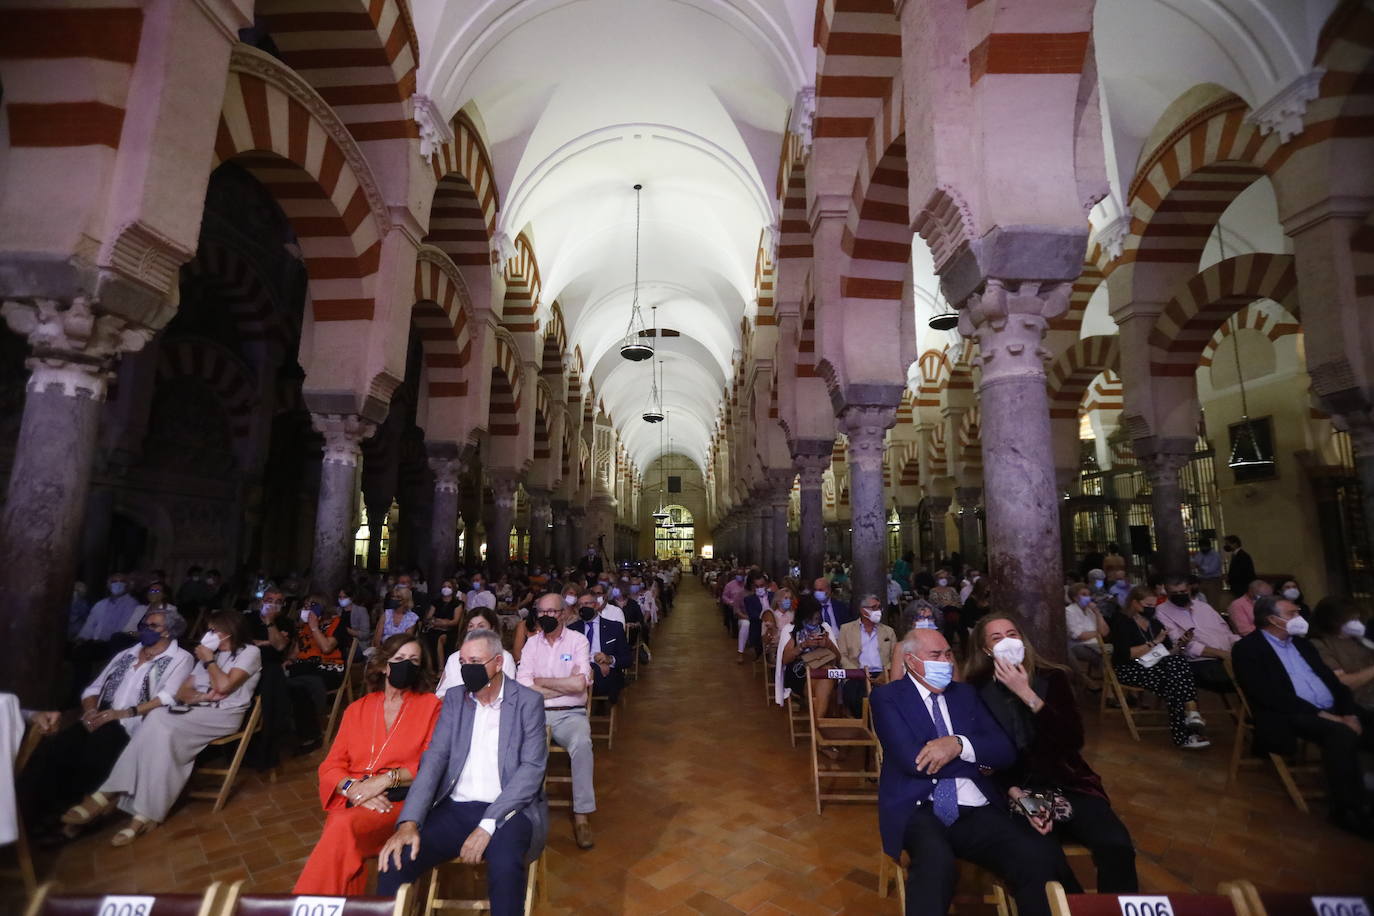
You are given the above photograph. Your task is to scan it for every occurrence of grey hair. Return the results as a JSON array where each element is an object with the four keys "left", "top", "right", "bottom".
[
  {"left": 462, "top": 628, "right": 503, "bottom": 660},
  {"left": 858, "top": 593, "right": 883, "bottom": 608},
  {"left": 1253, "top": 595, "right": 1282, "bottom": 628},
  {"left": 145, "top": 606, "right": 186, "bottom": 639}
]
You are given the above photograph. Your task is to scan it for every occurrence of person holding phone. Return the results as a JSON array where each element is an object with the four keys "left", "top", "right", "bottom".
[
  {"left": 287, "top": 594, "right": 345, "bottom": 753},
  {"left": 964, "top": 614, "right": 1138, "bottom": 892},
  {"left": 777, "top": 595, "right": 841, "bottom": 711},
  {"left": 1108, "top": 587, "right": 1211, "bottom": 749}
]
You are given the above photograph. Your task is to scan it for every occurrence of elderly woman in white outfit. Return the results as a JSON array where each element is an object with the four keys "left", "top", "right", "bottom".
[{"left": 64, "top": 609, "right": 263, "bottom": 846}]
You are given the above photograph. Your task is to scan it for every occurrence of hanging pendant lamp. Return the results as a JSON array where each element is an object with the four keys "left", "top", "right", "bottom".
[
  {"left": 642, "top": 312, "right": 665, "bottom": 423},
  {"left": 661, "top": 427, "right": 676, "bottom": 528},
  {"left": 1215, "top": 223, "right": 1275, "bottom": 472},
  {"left": 619, "top": 184, "right": 654, "bottom": 361},
  {"left": 927, "top": 287, "right": 959, "bottom": 331}
]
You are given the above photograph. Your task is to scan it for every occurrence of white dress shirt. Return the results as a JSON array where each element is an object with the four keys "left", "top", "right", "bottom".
[
  {"left": 600, "top": 605, "right": 626, "bottom": 625},
  {"left": 467, "top": 589, "right": 497, "bottom": 611},
  {"left": 858, "top": 625, "right": 884, "bottom": 672},
  {"left": 451, "top": 677, "right": 506, "bottom": 835},
  {"left": 908, "top": 674, "right": 988, "bottom": 807}
]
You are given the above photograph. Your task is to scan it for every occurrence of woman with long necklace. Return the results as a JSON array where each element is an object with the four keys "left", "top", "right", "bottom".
[{"left": 294, "top": 634, "right": 442, "bottom": 894}]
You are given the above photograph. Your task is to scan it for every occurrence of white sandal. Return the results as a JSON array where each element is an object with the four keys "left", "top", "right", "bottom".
[
  {"left": 110, "top": 816, "right": 155, "bottom": 847},
  {"left": 60, "top": 792, "right": 113, "bottom": 826}
]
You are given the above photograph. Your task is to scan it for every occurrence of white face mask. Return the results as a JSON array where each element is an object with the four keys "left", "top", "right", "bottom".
[
  {"left": 1284, "top": 615, "right": 1310, "bottom": 638},
  {"left": 338, "top": 597, "right": 351, "bottom": 608},
  {"left": 199, "top": 631, "right": 222, "bottom": 652},
  {"left": 1341, "top": 619, "right": 1366, "bottom": 639},
  {"left": 563, "top": 594, "right": 577, "bottom": 606},
  {"left": 863, "top": 608, "right": 883, "bottom": 623},
  {"left": 937, "top": 578, "right": 948, "bottom": 587},
  {"left": 1282, "top": 587, "right": 1300, "bottom": 601},
  {"left": 441, "top": 587, "right": 454, "bottom": 597},
  {"left": 109, "top": 582, "right": 127, "bottom": 596},
  {"left": 991, "top": 636, "right": 1025, "bottom": 666}
]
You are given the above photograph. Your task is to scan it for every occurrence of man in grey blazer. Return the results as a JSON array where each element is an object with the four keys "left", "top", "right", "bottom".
[{"left": 377, "top": 629, "right": 548, "bottom": 915}]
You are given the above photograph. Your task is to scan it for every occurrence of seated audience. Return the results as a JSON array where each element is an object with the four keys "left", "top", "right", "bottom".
[
  {"left": 1153, "top": 576, "right": 1238, "bottom": 691},
  {"left": 738, "top": 571, "right": 771, "bottom": 663},
  {"left": 423, "top": 579, "right": 466, "bottom": 662},
  {"left": 467, "top": 574, "right": 497, "bottom": 611},
  {"left": 813, "top": 576, "right": 852, "bottom": 631},
  {"left": 591, "top": 582, "right": 624, "bottom": 625},
  {"left": 720, "top": 568, "right": 747, "bottom": 632},
  {"left": 67, "top": 610, "right": 263, "bottom": 845},
  {"left": 516, "top": 592, "right": 596, "bottom": 849},
  {"left": 1107, "top": 587, "right": 1212, "bottom": 749},
  {"left": 20, "top": 608, "right": 193, "bottom": 839},
  {"left": 375, "top": 587, "right": 420, "bottom": 646},
  {"left": 1228, "top": 579, "right": 1274, "bottom": 636},
  {"left": 899, "top": 598, "right": 943, "bottom": 641},
  {"left": 961, "top": 578, "right": 991, "bottom": 633},
  {"left": 777, "top": 595, "right": 841, "bottom": 711},
  {"left": 965, "top": 614, "right": 1138, "bottom": 892},
  {"left": 1106, "top": 570, "right": 1132, "bottom": 613},
  {"left": 872, "top": 627, "right": 1074, "bottom": 916},
  {"left": 1279, "top": 578, "right": 1311, "bottom": 618},
  {"left": 1063, "top": 583, "right": 1109, "bottom": 679},
  {"left": 340, "top": 585, "right": 371, "bottom": 659},
  {"left": 1309, "top": 597, "right": 1374, "bottom": 712},
  {"left": 439, "top": 609, "right": 517, "bottom": 695},
  {"left": 70, "top": 572, "right": 144, "bottom": 685},
  {"left": 294, "top": 634, "right": 442, "bottom": 894},
  {"left": 569, "top": 591, "right": 632, "bottom": 704},
  {"left": 837, "top": 594, "right": 896, "bottom": 717},
  {"left": 249, "top": 587, "right": 294, "bottom": 666},
  {"left": 928, "top": 568, "right": 961, "bottom": 611},
  {"left": 287, "top": 594, "right": 345, "bottom": 753},
  {"left": 376, "top": 629, "right": 548, "bottom": 915},
  {"left": 1233, "top": 596, "right": 1374, "bottom": 838},
  {"left": 761, "top": 586, "right": 797, "bottom": 654}
]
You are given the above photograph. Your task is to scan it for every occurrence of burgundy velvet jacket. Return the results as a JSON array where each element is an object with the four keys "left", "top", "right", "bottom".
[{"left": 972, "top": 667, "right": 1107, "bottom": 800}]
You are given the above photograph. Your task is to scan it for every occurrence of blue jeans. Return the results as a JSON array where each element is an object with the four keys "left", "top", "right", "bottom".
[{"left": 376, "top": 799, "right": 533, "bottom": 916}]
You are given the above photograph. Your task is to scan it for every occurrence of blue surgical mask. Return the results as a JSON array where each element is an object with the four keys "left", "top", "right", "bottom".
[
  {"left": 1093, "top": 580, "right": 1104, "bottom": 590},
  {"left": 630, "top": 585, "right": 641, "bottom": 594},
  {"left": 915, "top": 619, "right": 938, "bottom": 630},
  {"left": 780, "top": 598, "right": 792, "bottom": 610},
  {"left": 919, "top": 659, "right": 954, "bottom": 690},
  {"left": 813, "top": 590, "right": 827, "bottom": 602}
]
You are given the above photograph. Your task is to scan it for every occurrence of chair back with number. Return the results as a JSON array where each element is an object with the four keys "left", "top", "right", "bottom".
[
  {"left": 1221, "top": 880, "right": 1372, "bottom": 916},
  {"left": 1047, "top": 882, "right": 1247, "bottom": 916},
  {"left": 804, "top": 667, "right": 880, "bottom": 814},
  {"left": 216, "top": 881, "right": 413, "bottom": 916},
  {"left": 24, "top": 882, "right": 225, "bottom": 916}
]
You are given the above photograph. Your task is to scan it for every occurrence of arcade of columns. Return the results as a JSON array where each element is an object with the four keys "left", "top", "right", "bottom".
[{"left": 2, "top": 0, "right": 1374, "bottom": 706}]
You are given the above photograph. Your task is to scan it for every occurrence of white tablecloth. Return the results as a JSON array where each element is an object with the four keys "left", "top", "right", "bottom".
[{"left": 0, "top": 692, "right": 24, "bottom": 845}]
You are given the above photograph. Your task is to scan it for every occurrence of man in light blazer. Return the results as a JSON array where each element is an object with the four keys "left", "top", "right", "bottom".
[
  {"left": 377, "top": 629, "right": 547, "bottom": 915},
  {"left": 836, "top": 593, "right": 897, "bottom": 716}
]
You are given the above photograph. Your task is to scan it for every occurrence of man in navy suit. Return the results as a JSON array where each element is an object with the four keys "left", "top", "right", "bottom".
[
  {"left": 569, "top": 590, "right": 632, "bottom": 704},
  {"left": 813, "top": 576, "right": 853, "bottom": 631},
  {"left": 377, "top": 629, "right": 548, "bottom": 915},
  {"left": 872, "top": 628, "right": 1071, "bottom": 916}
]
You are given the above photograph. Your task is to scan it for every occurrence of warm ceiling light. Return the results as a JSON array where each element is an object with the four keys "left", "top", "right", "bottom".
[{"left": 619, "top": 184, "right": 654, "bottom": 361}]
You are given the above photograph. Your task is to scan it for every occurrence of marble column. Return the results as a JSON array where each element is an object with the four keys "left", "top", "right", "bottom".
[
  {"left": 460, "top": 506, "right": 481, "bottom": 569},
  {"left": 841, "top": 405, "right": 896, "bottom": 608},
  {"left": 0, "top": 297, "right": 150, "bottom": 705},
  {"left": 1056, "top": 469, "right": 1078, "bottom": 576},
  {"left": 550, "top": 499, "right": 571, "bottom": 570},
  {"left": 954, "top": 488, "right": 982, "bottom": 568},
  {"left": 568, "top": 507, "right": 587, "bottom": 562},
  {"left": 759, "top": 498, "right": 775, "bottom": 576},
  {"left": 926, "top": 497, "right": 951, "bottom": 567},
  {"left": 795, "top": 454, "right": 829, "bottom": 583},
  {"left": 960, "top": 280, "right": 1067, "bottom": 659},
  {"left": 486, "top": 473, "right": 519, "bottom": 576},
  {"left": 1137, "top": 440, "right": 1194, "bottom": 579},
  {"left": 745, "top": 503, "right": 763, "bottom": 567},
  {"left": 311, "top": 413, "right": 375, "bottom": 595},
  {"left": 527, "top": 489, "right": 552, "bottom": 568},
  {"left": 426, "top": 444, "right": 463, "bottom": 582},
  {"left": 897, "top": 506, "right": 918, "bottom": 561},
  {"left": 766, "top": 471, "right": 794, "bottom": 581}
]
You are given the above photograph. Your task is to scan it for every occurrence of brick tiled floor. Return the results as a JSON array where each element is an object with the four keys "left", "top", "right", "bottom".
[{"left": 8, "top": 577, "right": 1374, "bottom": 912}]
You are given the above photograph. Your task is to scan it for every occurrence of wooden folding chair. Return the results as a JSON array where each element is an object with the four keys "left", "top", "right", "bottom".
[
  {"left": 1096, "top": 635, "right": 1169, "bottom": 742},
  {"left": 24, "top": 881, "right": 226, "bottom": 916},
  {"left": 323, "top": 650, "right": 357, "bottom": 746},
  {"left": 1223, "top": 659, "right": 1323, "bottom": 813},
  {"left": 878, "top": 852, "right": 1013, "bottom": 916},
  {"left": 624, "top": 623, "right": 643, "bottom": 683},
  {"left": 419, "top": 853, "right": 547, "bottom": 916},
  {"left": 187, "top": 695, "right": 264, "bottom": 813},
  {"left": 216, "top": 881, "right": 413, "bottom": 916},
  {"left": 589, "top": 693, "right": 616, "bottom": 750},
  {"left": 1047, "top": 881, "right": 1247, "bottom": 916},
  {"left": 1220, "top": 879, "right": 1372, "bottom": 916},
  {"left": 544, "top": 693, "right": 592, "bottom": 810},
  {"left": 4, "top": 723, "right": 46, "bottom": 897},
  {"left": 762, "top": 646, "right": 777, "bottom": 704},
  {"left": 806, "top": 668, "right": 880, "bottom": 814}
]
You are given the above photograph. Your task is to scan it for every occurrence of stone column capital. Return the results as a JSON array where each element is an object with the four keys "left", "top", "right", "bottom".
[
  {"left": 764, "top": 468, "right": 796, "bottom": 501},
  {"left": 311, "top": 413, "right": 377, "bottom": 467},
  {"left": 840, "top": 405, "right": 895, "bottom": 474},
  {"left": 897, "top": 505, "right": 920, "bottom": 522},
  {"left": 925, "top": 496, "right": 952, "bottom": 517},
  {"left": 1136, "top": 437, "right": 1194, "bottom": 485},
  {"left": 954, "top": 486, "right": 982, "bottom": 508},
  {"left": 2, "top": 296, "right": 154, "bottom": 399},
  {"left": 426, "top": 441, "right": 468, "bottom": 494},
  {"left": 489, "top": 472, "right": 520, "bottom": 508},
  {"left": 958, "top": 279, "right": 1072, "bottom": 386}
]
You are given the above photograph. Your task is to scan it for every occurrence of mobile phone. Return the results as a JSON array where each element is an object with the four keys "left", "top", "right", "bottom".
[{"left": 1016, "top": 795, "right": 1051, "bottom": 819}]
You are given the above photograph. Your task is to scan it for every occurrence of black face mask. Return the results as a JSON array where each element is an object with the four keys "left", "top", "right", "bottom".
[
  {"left": 1141, "top": 605, "right": 1157, "bottom": 618},
  {"left": 384, "top": 598, "right": 399, "bottom": 610},
  {"left": 387, "top": 659, "right": 419, "bottom": 689},
  {"left": 578, "top": 606, "right": 597, "bottom": 621},
  {"left": 460, "top": 662, "right": 491, "bottom": 693},
  {"left": 1168, "top": 593, "right": 1190, "bottom": 607},
  {"left": 537, "top": 614, "right": 560, "bottom": 634}
]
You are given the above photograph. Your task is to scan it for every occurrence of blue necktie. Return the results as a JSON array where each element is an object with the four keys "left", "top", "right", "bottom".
[{"left": 928, "top": 694, "right": 960, "bottom": 827}]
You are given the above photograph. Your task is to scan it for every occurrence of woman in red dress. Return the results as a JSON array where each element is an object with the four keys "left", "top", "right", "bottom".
[{"left": 294, "top": 633, "right": 442, "bottom": 895}]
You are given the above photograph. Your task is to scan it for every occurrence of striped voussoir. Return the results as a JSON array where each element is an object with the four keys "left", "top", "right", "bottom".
[
  {"left": 928, "top": 423, "right": 948, "bottom": 476},
  {"left": 541, "top": 303, "right": 568, "bottom": 376},
  {"left": 0, "top": 7, "right": 142, "bottom": 150},
  {"left": 1353, "top": 212, "right": 1374, "bottom": 305},
  {"left": 156, "top": 338, "right": 259, "bottom": 442},
  {"left": 968, "top": 31, "right": 1092, "bottom": 84},
  {"left": 413, "top": 245, "right": 474, "bottom": 400},
  {"left": 502, "top": 233, "right": 542, "bottom": 333},
  {"left": 488, "top": 331, "right": 524, "bottom": 437},
  {"left": 895, "top": 388, "right": 915, "bottom": 424},
  {"left": 216, "top": 60, "right": 387, "bottom": 323},
  {"left": 256, "top": 0, "right": 420, "bottom": 144},
  {"left": 899, "top": 449, "right": 920, "bottom": 487},
  {"left": 1147, "top": 253, "right": 1298, "bottom": 376},
  {"left": 754, "top": 236, "right": 777, "bottom": 326},
  {"left": 1083, "top": 370, "right": 1124, "bottom": 415},
  {"left": 533, "top": 382, "right": 553, "bottom": 460},
  {"left": 1199, "top": 301, "right": 1302, "bottom": 368},
  {"left": 182, "top": 239, "right": 297, "bottom": 352},
  {"left": 776, "top": 133, "right": 813, "bottom": 267},
  {"left": 428, "top": 114, "right": 500, "bottom": 266},
  {"left": 840, "top": 77, "right": 909, "bottom": 304},
  {"left": 1052, "top": 260, "right": 1105, "bottom": 332},
  {"left": 813, "top": 0, "right": 902, "bottom": 140},
  {"left": 1046, "top": 335, "right": 1121, "bottom": 419},
  {"left": 915, "top": 349, "right": 949, "bottom": 408}
]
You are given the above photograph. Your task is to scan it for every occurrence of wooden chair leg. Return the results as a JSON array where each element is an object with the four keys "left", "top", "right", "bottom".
[
  {"left": 1227, "top": 723, "right": 1247, "bottom": 786},
  {"left": 13, "top": 811, "right": 37, "bottom": 896},
  {"left": 538, "top": 853, "right": 549, "bottom": 904},
  {"left": 1269, "top": 753, "right": 1310, "bottom": 813}
]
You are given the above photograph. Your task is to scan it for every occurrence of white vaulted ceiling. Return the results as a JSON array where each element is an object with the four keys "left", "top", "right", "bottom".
[{"left": 412, "top": 0, "right": 815, "bottom": 471}]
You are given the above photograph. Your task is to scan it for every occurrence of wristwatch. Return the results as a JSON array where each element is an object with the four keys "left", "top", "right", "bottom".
[
  {"left": 951, "top": 735, "right": 964, "bottom": 753},
  {"left": 340, "top": 778, "right": 356, "bottom": 796},
  {"left": 125, "top": 706, "right": 139, "bottom": 719}
]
